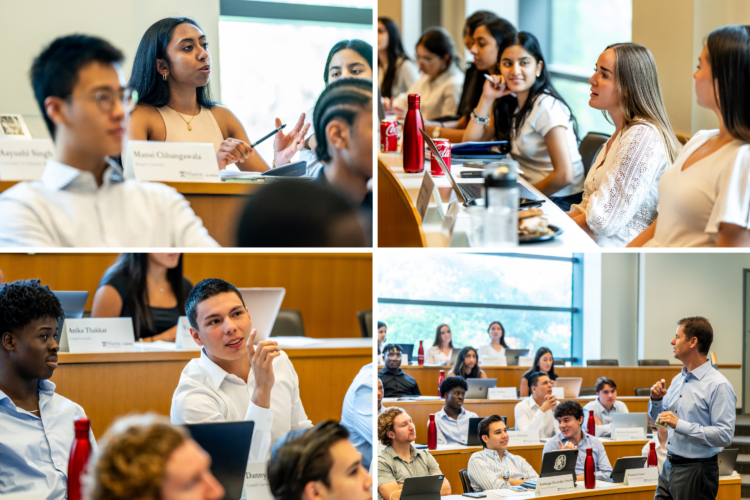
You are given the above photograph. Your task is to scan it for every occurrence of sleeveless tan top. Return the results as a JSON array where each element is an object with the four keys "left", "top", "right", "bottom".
[{"left": 156, "top": 106, "right": 224, "bottom": 152}]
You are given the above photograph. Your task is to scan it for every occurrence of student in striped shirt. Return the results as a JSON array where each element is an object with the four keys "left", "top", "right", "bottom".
[{"left": 467, "top": 415, "right": 539, "bottom": 492}]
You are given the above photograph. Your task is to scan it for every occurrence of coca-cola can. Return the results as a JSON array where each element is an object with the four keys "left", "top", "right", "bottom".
[
  {"left": 430, "top": 138, "right": 451, "bottom": 176},
  {"left": 380, "top": 120, "right": 398, "bottom": 152}
]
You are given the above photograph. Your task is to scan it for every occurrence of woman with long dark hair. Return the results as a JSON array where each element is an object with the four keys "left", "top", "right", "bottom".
[
  {"left": 448, "top": 347, "right": 488, "bottom": 379},
  {"left": 378, "top": 18, "right": 420, "bottom": 99},
  {"left": 520, "top": 347, "right": 558, "bottom": 397},
  {"left": 92, "top": 253, "right": 192, "bottom": 341},
  {"left": 629, "top": 25, "right": 750, "bottom": 247},
  {"left": 478, "top": 320, "right": 509, "bottom": 362},
  {"left": 128, "top": 17, "right": 308, "bottom": 172},
  {"left": 463, "top": 31, "right": 584, "bottom": 211},
  {"left": 426, "top": 323, "right": 454, "bottom": 365}
]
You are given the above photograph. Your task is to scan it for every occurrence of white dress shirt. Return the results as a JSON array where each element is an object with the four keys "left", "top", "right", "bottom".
[
  {"left": 0, "top": 159, "right": 218, "bottom": 247},
  {"left": 514, "top": 396, "right": 559, "bottom": 439},
  {"left": 170, "top": 348, "right": 312, "bottom": 461},
  {"left": 641, "top": 435, "right": 668, "bottom": 473},
  {"left": 468, "top": 448, "right": 539, "bottom": 492},
  {"left": 433, "top": 406, "right": 479, "bottom": 444},
  {"left": 478, "top": 345, "right": 506, "bottom": 364},
  {"left": 582, "top": 399, "right": 629, "bottom": 437},
  {"left": 341, "top": 363, "right": 374, "bottom": 470},
  {"left": 393, "top": 64, "right": 465, "bottom": 121},
  {"left": 0, "top": 380, "right": 97, "bottom": 499},
  {"left": 426, "top": 345, "right": 452, "bottom": 365}
]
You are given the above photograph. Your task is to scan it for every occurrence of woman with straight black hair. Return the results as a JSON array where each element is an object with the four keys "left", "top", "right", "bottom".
[
  {"left": 128, "top": 17, "right": 308, "bottom": 172},
  {"left": 630, "top": 25, "right": 750, "bottom": 247},
  {"left": 92, "top": 254, "right": 192, "bottom": 341},
  {"left": 520, "top": 347, "right": 558, "bottom": 397},
  {"left": 478, "top": 320, "right": 509, "bottom": 362},
  {"left": 378, "top": 17, "right": 420, "bottom": 99},
  {"left": 448, "top": 346, "right": 488, "bottom": 379},
  {"left": 464, "top": 31, "right": 584, "bottom": 210}
]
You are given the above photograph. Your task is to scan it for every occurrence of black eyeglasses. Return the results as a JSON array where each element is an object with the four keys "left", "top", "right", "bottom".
[{"left": 66, "top": 88, "right": 138, "bottom": 113}]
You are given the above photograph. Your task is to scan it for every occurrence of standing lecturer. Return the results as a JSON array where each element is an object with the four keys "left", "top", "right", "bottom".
[{"left": 649, "top": 317, "right": 736, "bottom": 500}]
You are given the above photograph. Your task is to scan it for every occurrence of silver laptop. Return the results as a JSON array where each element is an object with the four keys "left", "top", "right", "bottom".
[
  {"left": 53, "top": 291, "right": 89, "bottom": 334},
  {"left": 505, "top": 348, "right": 530, "bottom": 366},
  {"left": 718, "top": 448, "right": 739, "bottom": 476},
  {"left": 611, "top": 413, "right": 650, "bottom": 437},
  {"left": 237, "top": 288, "right": 286, "bottom": 342},
  {"left": 465, "top": 378, "right": 497, "bottom": 399},
  {"left": 553, "top": 377, "right": 582, "bottom": 398}
]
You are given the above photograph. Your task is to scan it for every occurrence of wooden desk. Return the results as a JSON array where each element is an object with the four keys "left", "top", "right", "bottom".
[
  {"left": 51, "top": 340, "right": 370, "bottom": 436},
  {"left": 381, "top": 365, "right": 682, "bottom": 397},
  {"left": 381, "top": 397, "right": 649, "bottom": 439}
]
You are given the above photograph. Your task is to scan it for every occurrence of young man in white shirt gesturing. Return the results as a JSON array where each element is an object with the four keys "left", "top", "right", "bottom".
[
  {"left": 171, "top": 278, "right": 311, "bottom": 460},
  {"left": 513, "top": 371, "right": 560, "bottom": 439}
]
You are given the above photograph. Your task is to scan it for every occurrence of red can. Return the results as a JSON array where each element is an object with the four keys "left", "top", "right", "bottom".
[
  {"left": 380, "top": 120, "right": 398, "bottom": 152},
  {"left": 430, "top": 138, "right": 451, "bottom": 175}
]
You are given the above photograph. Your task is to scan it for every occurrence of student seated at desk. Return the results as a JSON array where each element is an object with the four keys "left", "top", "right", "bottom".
[
  {"left": 427, "top": 323, "right": 454, "bottom": 365},
  {"left": 641, "top": 423, "right": 668, "bottom": 473},
  {"left": 447, "top": 346, "right": 488, "bottom": 379},
  {"left": 129, "top": 17, "right": 308, "bottom": 172},
  {"left": 0, "top": 35, "right": 217, "bottom": 247},
  {"left": 467, "top": 415, "right": 539, "bottom": 491},
  {"left": 87, "top": 414, "right": 223, "bottom": 500},
  {"left": 378, "top": 321, "right": 387, "bottom": 357},
  {"left": 92, "top": 253, "right": 192, "bottom": 342},
  {"left": 520, "top": 347, "right": 558, "bottom": 397},
  {"left": 170, "top": 278, "right": 312, "bottom": 460},
  {"left": 478, "top": 320, "right": 508, "bottom": 362},
  {"left": 379, "top": 344, "right": 421, "bottom": 398},
  {"left": 0, "top": 279, "right": 97, "bottom": 499},
  {"left": 433, "top": 376, "right": 478, "bottom": 444},
  {"left": 514, "top": 372, "right": 560, "bottom": 439},
  {"left": 377, "top": 407, "right": 451, "bottom": 499},
  {"left": 582, "top": 376, "right": 629, "bottom": 438},
  {"left": 542, "top": 400, "right": 613, "bottom": 481},
  {"left": 341, "top": 363, "right": 374, "bottom": 470},
  {"left": 268, "top": 420, "right": 372, "bottom": 500}
]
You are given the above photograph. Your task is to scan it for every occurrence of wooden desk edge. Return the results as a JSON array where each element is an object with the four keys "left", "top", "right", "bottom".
[{"left": 0, "top": 180, "right": 261, "bottom": 196}]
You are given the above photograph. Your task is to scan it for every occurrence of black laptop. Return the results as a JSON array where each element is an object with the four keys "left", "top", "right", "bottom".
[
  {"left": 521, "top": 449, "right": 578, "bottom": 489},
  {"left": 395, "top": 343, "right": 415, "bottom": 364},
  {"left": 610, "top": 456, "right": 648, "bottom": 483},
  {"left": 458, "top": 417, "right": 485, "bottom": 446},
  {"left": 719, "top": 448, "right": 739, "bottom": 476},
  {"left": 401, "top": 474, "right": 444, "bottom": 500}
]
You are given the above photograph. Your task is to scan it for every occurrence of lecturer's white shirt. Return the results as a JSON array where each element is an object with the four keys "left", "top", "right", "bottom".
[{"left": 170, "top": 348, "right": 312, "bottom": 461}]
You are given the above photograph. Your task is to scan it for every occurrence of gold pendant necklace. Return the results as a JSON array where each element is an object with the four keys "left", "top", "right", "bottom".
[{"left": 174, "top": 104, "right": 199, "bottom": 131}]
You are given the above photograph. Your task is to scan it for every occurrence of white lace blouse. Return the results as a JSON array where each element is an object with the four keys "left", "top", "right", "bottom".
[{"left": 570, "top": 122, "right": 670, "bottom": 247}]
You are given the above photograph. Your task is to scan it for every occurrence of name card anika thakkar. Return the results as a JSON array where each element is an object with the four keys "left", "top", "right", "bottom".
[
  {"left": 0, "top": 138, "right": 54, "bottom": 180},
  {"left": 59, "top": 318, "right": 135, "bottom": 353},
  {"left": 125, "top": 140, "right": 220, "bottom": 182},
  {"left": 245, "top": 461, "right": 273, "bottom": 500},
  {"left": 175, "top": 316, "right": 201, "bottom": 351}
]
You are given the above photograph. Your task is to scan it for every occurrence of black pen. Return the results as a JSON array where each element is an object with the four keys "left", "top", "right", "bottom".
[{"left": 251, "top": 124, "right": 286, "bottom": 148}]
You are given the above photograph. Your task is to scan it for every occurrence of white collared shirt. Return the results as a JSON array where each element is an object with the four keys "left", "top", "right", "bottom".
[
  {"left": 514, "top": 396, "right": 560, "bottom": 439},
  {"left": 392, "top": 64, "right": 465, "bottom": 121},
  {"left": 468, "top": 448, "right": 539, "bottom": 492},
  {"left": 641, "top": 435, "right": 667, "bottom": 473},
  {"left": 170, "top": 348, "right": 311, "bottom": 461},
  {"left": 0, "top": 159, "right": 218, "bottom": 247},
  {"left": 433, "top": 406, "right": 478, "bottom": 444},
  {"left": 582, "top": 398, "right": 629, "bottom": 437}
]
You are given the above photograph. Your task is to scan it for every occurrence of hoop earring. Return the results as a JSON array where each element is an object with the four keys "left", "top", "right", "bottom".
[{"left": 162, "top": 73, "right": 168, "bottom": 81}]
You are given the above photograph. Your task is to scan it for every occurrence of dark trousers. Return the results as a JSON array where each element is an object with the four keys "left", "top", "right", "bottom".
[
  {"left": 654, "top": 458, "right": 719, "bottom": 500},
  {"left": 549, "top": 192, "right": 583, "bottom": 212}
]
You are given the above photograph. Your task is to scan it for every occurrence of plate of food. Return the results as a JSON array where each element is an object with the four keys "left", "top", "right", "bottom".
[{"left": 518, "top": 208, "right": 563, "bottom": 243}]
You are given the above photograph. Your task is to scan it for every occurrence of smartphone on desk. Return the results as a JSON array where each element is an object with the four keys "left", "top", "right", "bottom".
[
  {"left": 462, "top": 494, "right": 486, "bottom": 498},
  {"left": 459, "top": 171, "right": 484, "bottom": 179}
]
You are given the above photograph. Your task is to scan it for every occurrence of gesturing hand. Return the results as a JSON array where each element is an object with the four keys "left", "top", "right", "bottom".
[
  {"left": 273, "top": 115, "right": 310, "bottom": 166},
  {"left": 594, "top": 415, "right": 602, "bottom": 425},
  {"left": 246, "top": 329, "right": 282, "bottom": 409},
  {"left": 651, "top": 379, "right": 667, "bottom": 400},
  {"left": 558, "top": 440, "right": 577, "bottom": 450},
  {"left": 481, "top": 74, "right": 513, "bottom": 100},
  {"left": 658, "top": 411, "right": 679, "bottom": 429},
  {"left": 217, "top": 138, "right": 254, "bottom": 169},
  {"left": 540, "top": 394, "right": 558, "bottom": 413}
]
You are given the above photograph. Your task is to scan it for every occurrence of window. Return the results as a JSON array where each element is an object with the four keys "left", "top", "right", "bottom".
[{"left": 377, "top": 253, "right": 582, "bottom": 361}]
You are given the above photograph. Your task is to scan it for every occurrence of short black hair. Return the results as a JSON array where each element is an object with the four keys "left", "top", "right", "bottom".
[
  {"left": 465, "top": 10, "right": 498, "bottom": 34},
  {"left": 528, "top": 371, "right": 549, "bottom": 389},
  {"left": 677, "top": 316, "right": 713, "bottom": 355},
  {"left": 378, "top": 321, "right": 387, "bottom": 330},
  {"left": 0, "top": 280, "right": 64, "bottom": 334},
  {"left": 313, "top": 78, "right": 373, "bottom": 163},
  {"left": 382, "top": 343, "right": 402, "bottom": 355},
  {"left": 185, "top": 279, "right": 245, "bottom": 329},
  {"left": 30, "top": 34, "right": 124, "bottom": 138},
  {"left": 323, "top": 39, "right": 373, "bottom": 85},
  {"left": 439, "top": 376, "right": 468, "bottom": 398},
  {"left": 554, "top": 400, "right": 584, "bottom": 421},
  {"left": 478, "top": 415, "right": 505, "bottom": 449},
  {"left": 267, "top": 421, "right": 350, "bottom": 500},
  {"left": 594, "top": 377, "right": 617, "bottom": 393}
]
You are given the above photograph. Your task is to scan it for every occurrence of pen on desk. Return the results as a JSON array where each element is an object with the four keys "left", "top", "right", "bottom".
[{"left": 251, "top": 124, "right": 286, "bottom": 148}]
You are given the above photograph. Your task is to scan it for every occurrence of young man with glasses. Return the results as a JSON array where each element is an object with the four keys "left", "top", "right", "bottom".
[
  {"left": 379, "top": 344, "right": 421, "bottom": 398},
  {"left": 0, "top": 34, "right": 216, "bottom": 247}
]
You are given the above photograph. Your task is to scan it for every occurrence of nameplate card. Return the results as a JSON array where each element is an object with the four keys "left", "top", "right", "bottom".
[
  {"left": 415, "top": 169, "right": 435, "bottom": 222},
  {"left": 488, "top": 387, "right": 517, "bottom": 400},
  {"left": 127, "top": 140, "right": 220, "bottom": 182},
  {"left": 507, "top": 429, "right": 539, "bottom": 446},
  {"left": 0, "top": 138, "right": 54, "bottom": 180},
  {"left": 245, "top": 461, "right": 273, "bottom": 500},
  {"left": 59, "top": 318, "right": 135, "bottom": 353},
  {"left": 175, "top": 316, "right": 201, "bottom": 351},
  {"left": 536, "top": 476, "right": 575, "bottom": 496},
  {"left": 552, "top": 387, "right": 565, "bottom": 399},
  {"left": 614, "top": 427, "right": 646, "bottom": 441},
  {"left": 440, "top": 200, "right": 459, "bottom": 242},
  {"left": 624, "top": 466, "right": 658, "bottom": 486},
  {"left": 518, "top": 355, "right": 534, "bottom": 367},
  {"left": 481, "top": 355, "right": 507, "bottom": 367}
]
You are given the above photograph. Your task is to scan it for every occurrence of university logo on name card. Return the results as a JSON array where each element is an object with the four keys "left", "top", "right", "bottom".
[
  {"left": 0, "top": 138, "right": 54, "bottom": 180},
  {"left": 245, "top": 461, "right": 273, "bottom": 500},
  {"left": 507, "top": 429, "right": 539, "bottom": 445},
  {"left": 59, "top": 318, "right": 135, "bottom": 353},
  {"left": 126, "top": 140, "right": 220, "bottom": 182},
  {"left": 624, "top": 467, "right": 658, "bottom": 486},
  {"left": 614, "top": 427, "right": 646, "bottom": 441},
  {"left": 487, "top": 387, "right": 517, "bottom": 400},
  {"left": 175, "top": 316, "right": 201, "bottom": 351}
]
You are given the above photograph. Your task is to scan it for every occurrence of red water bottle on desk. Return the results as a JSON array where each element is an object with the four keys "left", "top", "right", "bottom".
[
  {"left": 438, "top": 370, "right": 445, "bottom": 396},
  {"left": 587, "top": 411, "right": 596, "bottom": 437},
  {"left": 402, "top": 94, "right": 425, "bottom": 173},
  {"left": 68, "top": 417, "right": 92, "bottom": 500},
  {"left": 427, "top": 414, "right": 437, "bottom": 450},
  {"left": 418, "top": 340, "right": 425, "bottom": 366},
  {"left": 647, "top": 442, "right": 658, "bottom": 467},
  {"left": 584, "top": 448, "right": 595, "bottom": 489}
]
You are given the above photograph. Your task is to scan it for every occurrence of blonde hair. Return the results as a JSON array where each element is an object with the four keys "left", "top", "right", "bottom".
[
  {"left": 378, "top": 407, "right": 405, "bottom": 447},
  {"left": 605, "top": 42, "right": 682, "bottom": 163},
  {"left": 85, "top": 413, "right": 189, "bottom": 500}
]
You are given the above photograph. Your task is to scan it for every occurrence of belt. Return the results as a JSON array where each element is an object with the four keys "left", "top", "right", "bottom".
[{"left": 667, "top": 453, "right": 718, "bottom": 465}]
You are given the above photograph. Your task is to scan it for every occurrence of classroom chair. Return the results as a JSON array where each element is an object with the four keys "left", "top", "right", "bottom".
[
  {"left": 459, "top": 469, "right": 474, "bottom": 493},
  {"left": 378, "top": 158, "right": 427, "bottom": 247},
  {"left": 638, "top": 359, "right": 669, "bottom": 366},
  {"left": 270, "top": 309, "right": 306, "bottom": 337},
  {"left": 579, "top": 386, "right": 596, "bottom": 397},
  {"left": 579, "top": 132, "right": 610, "bottom": 177},
  {"left": 586, "top": 359, "right": 619, "bottom": 366},
  {"left": 357, "top": 310, "right": 372, "bottom": 338}
]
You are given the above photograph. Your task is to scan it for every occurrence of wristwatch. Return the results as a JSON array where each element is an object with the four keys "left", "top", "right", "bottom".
[
  {"left": 502, "top": 470, "right": 510, "bottom": 482},
  {"left": 432, "top": 126, "right": 441, "bottom": 138}
]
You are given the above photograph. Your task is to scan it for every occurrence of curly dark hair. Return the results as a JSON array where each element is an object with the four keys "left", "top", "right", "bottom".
[
  {"left": 439, "top": 375, "right": 468, "bottom": 398},
  {"left": 554, "top": 400, "right": 584, "bottom": 421},
  {"left": 378, "top": 407, "right": 405, "bottom": 447},
  {"left": 185, "top": 278, "right": 245, "bottom": 330},
  {"left": 0, "top": 279, "right": 64, "bottom": 334}
]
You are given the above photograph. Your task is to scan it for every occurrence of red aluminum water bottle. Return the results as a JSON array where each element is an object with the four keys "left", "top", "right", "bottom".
[
  {"left": 68, "top": 417, "right": 92, "bottom": 500},
  {"left": 418, "top": 340, "right": 425, "bottom": 366},
  {"left": 380, "top": 120, "right": 398, "bottom": 152},
  {"left": 438, "top": 370, "right": 445, "bottom": 396},
  {"left": 587, "top": 411, "right": 596, "bottom": 437},
  {"left": 647, "top": 441, "right": 658, "bottom": 467},
  {"left": 430, "top": 138, "right": 451, "bottom": 176},
  {"left": 584, "top": 448, "right": 595, "bottom": 489},
  {"left": 427, "top": 414, "right": 438, "bottom": 450},
  {"left": 402, "top": 94, "right": 425, "bottom": 173}
]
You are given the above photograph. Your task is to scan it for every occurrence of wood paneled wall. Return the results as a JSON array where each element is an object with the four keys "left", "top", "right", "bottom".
[{"left": 0, "top": 253, "right": 372, "bottom": 338}]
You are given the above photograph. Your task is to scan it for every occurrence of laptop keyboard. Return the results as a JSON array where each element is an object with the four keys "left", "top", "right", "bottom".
[{"left": 458, "top": 183, "right": 483, "bottom": 201}]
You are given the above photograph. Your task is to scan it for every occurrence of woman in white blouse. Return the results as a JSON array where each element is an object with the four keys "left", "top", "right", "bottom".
[
  {"left": 478, "top": 321, "right": 508, "bottom": 362},
  {"left": 629, "top": 25, "right": 750, "bottom": 247},
  {"left": 426, "top": 323, "right": 454, "bottom": 365},
  {"left": 391, "top": 27, "right": 465, "bottom": 122},
  {"left": 568, "top": 43, "right": 682, "bottom": 247},
  {"left": 378, "top": 17, "right": 420, "bottom": 100},
  {"left": 463, "top": 31, "right": 584, "bottom": 211}
]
